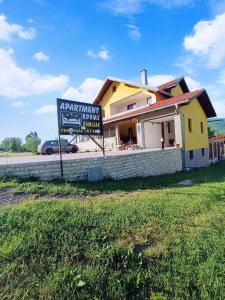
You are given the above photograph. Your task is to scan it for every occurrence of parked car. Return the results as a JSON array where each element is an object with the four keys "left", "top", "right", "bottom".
[{"left": 38, "top": 140, "right": 79, "bottom": 155}]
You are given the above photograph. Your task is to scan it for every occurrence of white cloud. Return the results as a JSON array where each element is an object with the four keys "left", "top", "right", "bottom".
[
  {"left": 87, "top": 46, "right": 110, "bottom": 60},
  {"left": 0, "top": 48, "right": 69, "bottom": 98},
  {"left": 34, "top": 51, "right": 50, "bottom": 61},
  {"left": 62, "top": 78, "right": 104, "bottom": 103},
  {"left": 0, "top": 14, "right": 36, "bottom": 41},
  {"left": 217, "top": 69, "right": 225, "bottom": 85},
  {"left": 184, "top": 76, "right": 201, "bottom": 90},
  {"left": 209, "top": 0, "right": 225, "bottom": 15},
  {"left": 175, "top": 56, "right": 195, "bottom": 75},
  {"left": 34, "top": 105, "right": 56, "bottom": 115},
  {"left": 184, "top": 12, "right": 225, "bottom": 68},
  {"left": 148, "top": 74, "right": 201, "bottom": 91},
  {"left": 11, "top": 100, "right": 29, "bottom": 108},
  {"left": 206, "top": 83, "right": 225, "bottom": 117},
  {"left": 148, "top": 74, "right": 175, "bottom": 87},
  {"left": 126, "top": 24, "right": 141, "bottom": 41},
  {"left": 102, "top": 0, "right": 191, "bottom": 15}
]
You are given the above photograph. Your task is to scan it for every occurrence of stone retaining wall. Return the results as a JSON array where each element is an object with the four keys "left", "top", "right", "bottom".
[{"left": 0, "top": 149, "right": 182, "bottom": 181}]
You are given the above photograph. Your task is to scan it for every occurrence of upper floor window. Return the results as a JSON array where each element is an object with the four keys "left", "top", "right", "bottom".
[
  {"left": 127, "top": 103, "right": 136, "bottom": 110},
  {"left": 200, "top": 122, "right": 204, "bottom": 134},
  {"left": 147, "top": 97, "right": 153, "bottom": 105},
  {"left": 112, "top": 86, "right": 117, "bottom": 93},
  {"left": 188, "top": 118, "right": 192, "bottom": 133},
  {"left": 102, "top": 109, "right": 105, "bottom": 118}
]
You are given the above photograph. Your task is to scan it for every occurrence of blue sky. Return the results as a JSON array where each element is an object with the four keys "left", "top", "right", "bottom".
[{"left": 0, "top": 0, "right": 225, "bottom": 142}]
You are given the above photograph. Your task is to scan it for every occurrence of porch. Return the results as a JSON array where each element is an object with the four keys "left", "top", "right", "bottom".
[{"left": 104, "top": 114, "right": 181, "bottom": 151}]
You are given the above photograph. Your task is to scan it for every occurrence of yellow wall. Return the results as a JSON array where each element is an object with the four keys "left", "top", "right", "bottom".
[
  {"left": 100, "top": 82, "right": 155, "bottom": 118},
  {"left": 180, "top": 98, "right": 208, "bottom": 150},
  {"left": 171, "top": 84, "right": 184, "bottom": 96}
]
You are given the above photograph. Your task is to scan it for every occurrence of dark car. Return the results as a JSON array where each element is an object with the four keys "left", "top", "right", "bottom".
[{"left": 38, "top": 140, "right": 79, "bottom": 155}]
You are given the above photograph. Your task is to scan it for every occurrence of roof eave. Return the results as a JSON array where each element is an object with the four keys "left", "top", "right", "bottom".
[{"left": 104, "top": 100, "right": 190, "bottom": 125}]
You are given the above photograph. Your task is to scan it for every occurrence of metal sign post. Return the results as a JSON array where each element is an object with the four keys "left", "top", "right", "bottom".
[{"left": 57, "top": 98, "right": 104, "bottom": 178}]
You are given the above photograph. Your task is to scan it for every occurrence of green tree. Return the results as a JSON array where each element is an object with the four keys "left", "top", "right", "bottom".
[
  {"left": 0, "top": 137, "right": 22, "bottom": 152},
  {"left": 208, "top": 126, "right": 216, "bottom": 137},
  {"left": 24, "top": 131, "right": 41, "bottom": 154}
]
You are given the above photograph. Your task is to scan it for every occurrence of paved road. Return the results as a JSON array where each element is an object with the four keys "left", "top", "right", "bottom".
[{"left": 0, "top": 148, "right": 164, "bottom": 165}]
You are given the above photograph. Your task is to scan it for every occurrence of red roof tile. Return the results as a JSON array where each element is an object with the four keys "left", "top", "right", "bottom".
[
  {"left": 209, "top": 136, "right": 225, "bottom": 141},
  {"left": 158, "top": 77, "right": 183, "bottom": 90},
  {"left": 104, "top": 89, "right": 204, "bottom": 125}
]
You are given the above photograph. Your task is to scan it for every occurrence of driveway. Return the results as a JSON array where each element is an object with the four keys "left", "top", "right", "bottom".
[{"left": 0, "top": 148, "right": 164, "bottom": 165}]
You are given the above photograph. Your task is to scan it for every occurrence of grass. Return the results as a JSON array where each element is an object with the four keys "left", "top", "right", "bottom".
[
  {"left": 0, "top": 152, "right": 33, "bottom": 158},
  {"left": 0, "top": 162, "right": 225, "bottom": 299}
]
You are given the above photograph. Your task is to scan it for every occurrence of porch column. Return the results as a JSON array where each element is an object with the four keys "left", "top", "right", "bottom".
[
  {"left": 174, "top": 115, "right": 183, "bottom": 148},
  {"left": 115, "top": 124, "right": 120, "bottom": 146},
  {"left": 136, "top": 121, "right": 144, "bottom": 148}
]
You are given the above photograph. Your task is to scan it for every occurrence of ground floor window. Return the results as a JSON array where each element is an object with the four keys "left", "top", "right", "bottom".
[
  {"left": 104, "top": 127, "right": 116, "bottom": 138},
  {"left": 202, "top": 148, "right": 205, "bottom": 156},
  {"left": 214, "top": 143, "right": 217, "bottom": 158},
  {"left": 209, "top": 143, "right": 213, "bottom": 159},
  {"left": 189, "top": 150, "right": 194, "bottom": 160}
]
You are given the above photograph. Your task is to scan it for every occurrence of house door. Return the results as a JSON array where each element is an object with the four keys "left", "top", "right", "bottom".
[{"left": 128, "top": 127, "right": 133, "bottom": 143}]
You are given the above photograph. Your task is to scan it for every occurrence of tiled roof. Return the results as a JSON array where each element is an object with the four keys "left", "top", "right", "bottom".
[
  {"left": 158, "top": 77, "right": 183, "bottom": 90},
  {"left": 104, "top": 89, "right": 205, "bottom": 125},
  {"left": 209, "top": 136, "right": 225, "bottom": 141}
]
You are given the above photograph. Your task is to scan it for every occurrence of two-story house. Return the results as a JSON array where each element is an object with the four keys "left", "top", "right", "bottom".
[{"left": 78, "top": 70, "right": 216, "bottom": 169}]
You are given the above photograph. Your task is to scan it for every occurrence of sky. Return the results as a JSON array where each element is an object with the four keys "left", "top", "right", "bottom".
[{"left": 0, "top": 0, "right": 225, "bottom": 142}]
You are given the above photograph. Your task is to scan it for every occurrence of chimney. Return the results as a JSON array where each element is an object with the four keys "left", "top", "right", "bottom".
[{"left": 140, "top": 69, "right": 148, "bottom": 85}]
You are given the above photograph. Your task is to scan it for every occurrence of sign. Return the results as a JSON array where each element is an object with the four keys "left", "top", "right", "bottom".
[{"left": 57, "top": 98, "right": 103, "bottom": 136}]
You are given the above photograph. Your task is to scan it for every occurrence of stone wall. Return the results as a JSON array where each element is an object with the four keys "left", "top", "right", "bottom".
[
  {"left": 0, "top": 149, "right": 182, "bottom": 181},
  {"left": 77, "top": 137, "right": 117, "bottom": 152},
  {"left": 183, "top": 148, "right": 209, "bottom": 169}
]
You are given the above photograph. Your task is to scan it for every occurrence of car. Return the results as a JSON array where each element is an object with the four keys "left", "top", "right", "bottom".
[{"left": 38, "top": 140, "right": 79, "bottom": 155}]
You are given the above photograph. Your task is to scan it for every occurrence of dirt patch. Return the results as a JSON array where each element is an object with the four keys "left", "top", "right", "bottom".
[
  {"left": 0, "top": 188, "right": 121, "bottom": 206},
  {"left": 0, "top": 188, "right": 30, "bottom": 206}
]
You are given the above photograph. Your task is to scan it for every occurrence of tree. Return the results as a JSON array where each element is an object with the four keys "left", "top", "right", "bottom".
[
  {"left": 0, "top": 137, "right": 22, "bottom": 152},
  {"left": 24, "top": 131, "right": 41, "bottom": 154},
  {"left": 208, "top": 126, "right": 216, "bottom": 138}
]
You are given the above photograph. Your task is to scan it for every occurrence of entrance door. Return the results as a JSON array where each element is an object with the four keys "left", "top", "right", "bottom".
[{"left": 128, "top": 127, "right": 133, "bottom": 143}]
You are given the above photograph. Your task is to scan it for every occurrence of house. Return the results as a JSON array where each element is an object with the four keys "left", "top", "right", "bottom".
[
  {"left": 77, "top": 69, "right": 217, "bottom": 169},
  {"left": 209, "top": 136, "right": 225, "bottom": 163}
]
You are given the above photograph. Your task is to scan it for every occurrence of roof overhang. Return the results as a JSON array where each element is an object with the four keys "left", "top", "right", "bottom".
[
  {"left": 93, "top": 77, "right": 158, "bottom": 105},
  {"left": 197, "top": 90, "right": 216, "bottom": 118}
]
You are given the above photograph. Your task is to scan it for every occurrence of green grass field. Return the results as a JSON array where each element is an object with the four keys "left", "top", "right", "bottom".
[
  {"left": 0, "top": 152, "right": 33, "bottom": 157},
  {"left": 0, "top": 163, "right": 225, "bottom": 299}
]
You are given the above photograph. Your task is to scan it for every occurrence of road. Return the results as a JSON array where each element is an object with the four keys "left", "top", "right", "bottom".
[{"left": 0, "top": 148, "right": 164, "bottom": 165}]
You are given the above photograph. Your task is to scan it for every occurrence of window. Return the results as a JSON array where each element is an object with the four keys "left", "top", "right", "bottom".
[
  {"left": 188, "top": 118, "right": 192, "bottom": 133},
  {"left": 147, "top": 97, "right": 153, "bottom": 105},
  {"left": 127, "top": 103, "right": 136, "bottom": 110},
  {"left": 102, "top": 109, "right": 105, "bottom": 118},
  {"left": 202, "top": 148, "right": 205, "bottom": 156},
  {"left": 167, "top": 122, "right": 171, "bottom": 133},
  {"left": 209, "top": 143, "right": 213, "bottom": 160},
  {"left": 200, "top": 122, "right": 204, "bottom": 134},
  {"left": 189, "top": 150, "right": 194, "bottom": 160},
  {"left": 112, "top": 86, "right": 116, "bottom": 93},
  {"left": 214, "top": 143, "right": 217, "bottom": 158},
  {"left": 221, "top": 142, "right": 224, "bottom": 155}
]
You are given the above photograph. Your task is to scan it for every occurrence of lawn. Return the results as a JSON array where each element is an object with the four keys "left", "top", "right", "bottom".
[
  {"left": 0, "top": 162, "right": 225, "bottom": 299},
  {"left": 0, "top": 152, "right": 33, "bottom": 158}
]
